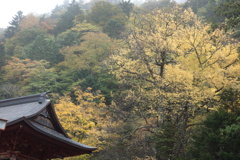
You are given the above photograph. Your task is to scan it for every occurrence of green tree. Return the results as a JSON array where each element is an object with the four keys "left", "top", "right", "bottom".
[
  {"left": 219, "top": 88, "right": 240, "bottom": 113},
  {"left": 25, "top": 34, "right": 63, "bottom": 65},
  {"left": 197, "top": 0, "right": 224, "bottom": 25},
  {"left": 154, "top": 122, "right": 177, "bottom": 160},
  {"left": 215, "top": 0, "right": 240, "bottom": 28},
  {"left": 50, "top": 4, "right": 65, "bottom": 20},
  {"left": 215, "top": 0, "right": 240, "bottom": 37},
  {"left": 118, "top": 0, "right": 134, "bottom": 18},
  {"left": 71, "top": 69, "right": 118, "bottom": 105},
  {"left": 88, "top": 1, "right": 115, "bottom": 26},
  {"left": 183, "top": 0, "right": 225, "bottom": 29},
  {"left": 56, "top": 22, "right": 100, "bottom": 47},
  {"left": 54, "top": 0, "right": 83, "bottom": 35},
  {"left": 23, "top": 68, "right": 62, "bottom": 94},
  {"left": 58, "top": 32, "right": 119, "bottom": 103},
  {"left": 189, "top": 109, "right": 240, "bottom": 160},
  {"left": 4, "top": 28, "right": 46, "bottom": 57},
  {"left": 103, "top": 18, "right": 126, "bottom": 38},
  {"left": 4, "top": 11, "right": 25, "bottom": 39},
  {"left": 87, "top": 1, "right": 127, "bottom": 38}
]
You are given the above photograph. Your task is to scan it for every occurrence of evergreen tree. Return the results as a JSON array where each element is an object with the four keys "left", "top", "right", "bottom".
[
  {"left": 118, "top": 0, "right": 134, "bottom": 18},
  {"left": 54, "top": 0, "right": 83, "bottom": 35},
  {"left": 154, "top": 122, "right": 177, "bottom": 160},
  {"left": 215, "top": 0, "right": 240, "bottom": 38},
  {"left": 103, "top": 18, "right": 126, "bottom": 38},
  {"left": 189, "top": 109, "right": 240, "bottom": 160},
  {"left": 88, "top": 1, "right": 127, "bottom": 38},
  {"left": 215, "top": 0, "right": 240, "bottom": 28},
  {"left": 4, "top": 11, "right": 25, "bottom": 39}
]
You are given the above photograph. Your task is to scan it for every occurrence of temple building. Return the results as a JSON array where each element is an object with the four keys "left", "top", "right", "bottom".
[{"left": 0, "top": 93, "right": 97, "bottom": 160}]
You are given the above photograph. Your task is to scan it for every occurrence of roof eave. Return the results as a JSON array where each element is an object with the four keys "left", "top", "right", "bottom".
[{"left": 18, "top": 117, "right": 97, "bottom": 151}]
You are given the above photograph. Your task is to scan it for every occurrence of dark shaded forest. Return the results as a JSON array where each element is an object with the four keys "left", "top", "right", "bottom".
[{"left": 1, "top": 0, "right": 240, "bottom": 159}]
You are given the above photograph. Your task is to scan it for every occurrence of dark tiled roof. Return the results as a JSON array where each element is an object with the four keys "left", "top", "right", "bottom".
[
  {"left": 0, "top": 100, "right": 49, "bottom": 123},
  {"left": 0, "top": 93, "right": 49, "bottom": 123},
  {"left": 0, "top": 93, "right": 97, "bottom": 152}
]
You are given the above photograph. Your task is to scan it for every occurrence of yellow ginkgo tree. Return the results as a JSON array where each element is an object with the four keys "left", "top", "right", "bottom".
[
  {"left": 55, "top": 87, "right": 122, "bottom": 160},
  {"left": 55, "top": 87, "right": 107, "bottom": 144},
  {"left": 109, "top": 6, "right": 240, "bottom": 158}
]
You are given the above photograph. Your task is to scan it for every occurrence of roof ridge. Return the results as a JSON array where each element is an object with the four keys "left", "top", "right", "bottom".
[{"left": 0, "top": 92, "right": 50, "bottom": 108}]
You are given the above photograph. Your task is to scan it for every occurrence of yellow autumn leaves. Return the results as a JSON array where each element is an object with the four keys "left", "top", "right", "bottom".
[
  {"left": 55, "top": 87, "right": 106, "bottom": 148},
  {"left": 53, "top": 5, "right": 240, "bottom": 159}
]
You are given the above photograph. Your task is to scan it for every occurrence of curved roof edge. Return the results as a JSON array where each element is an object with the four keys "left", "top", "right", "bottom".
[
  {"left": 0, "top": 93, "right": 97, "bottom": 158},
  {"left": 19, "top": 117, "right": 97, "bottom": 151}
]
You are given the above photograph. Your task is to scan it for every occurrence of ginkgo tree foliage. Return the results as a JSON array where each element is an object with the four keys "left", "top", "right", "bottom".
[
  {"left": 54, "top": 87, "right": 117, "bottom": 159},
  {"left": 109, "top": 6, "right": 240, "bottom": 159},
  {"left": 55, "top": 87, "right": 107, "bottom": 143}
]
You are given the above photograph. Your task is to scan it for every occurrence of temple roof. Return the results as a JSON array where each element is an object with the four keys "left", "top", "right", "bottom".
[
  {"left": 0, "top": 93, "right": 96, "bottom": 158},
  {"left": 0, "top": 97, "right": 50, "bottom": 123}
]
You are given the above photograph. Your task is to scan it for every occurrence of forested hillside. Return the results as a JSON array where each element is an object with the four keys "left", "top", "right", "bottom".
[{"left": 1, "top": 0, "right": 240, "bottom": 159}]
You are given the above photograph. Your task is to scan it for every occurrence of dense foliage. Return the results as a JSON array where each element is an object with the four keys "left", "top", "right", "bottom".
[
  {"left": 189, "top": 109, "right": 240, "bottom": 160},
  {"left": 1, "top": 0, "right": 240, "bottom": 159}
]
